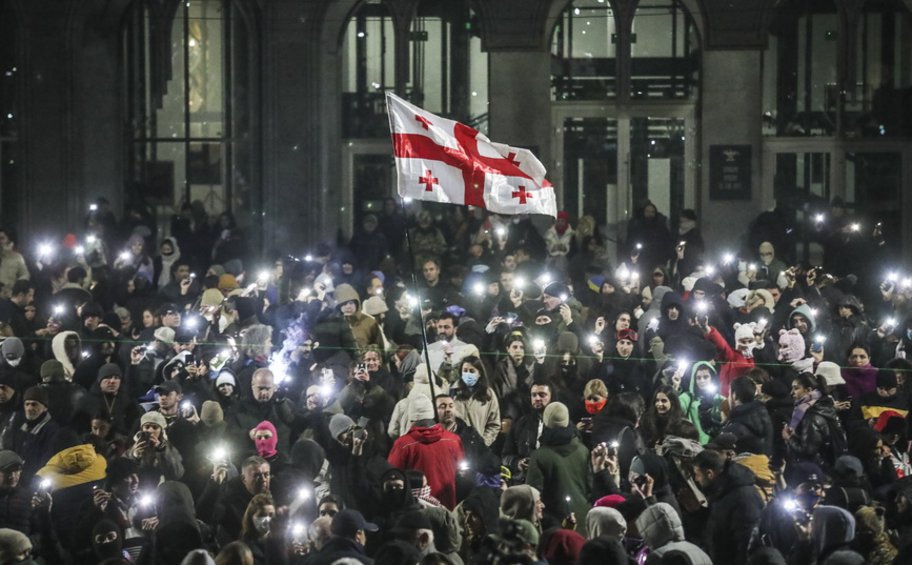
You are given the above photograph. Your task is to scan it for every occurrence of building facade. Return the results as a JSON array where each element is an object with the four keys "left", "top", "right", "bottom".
[{"left": 0, "top": 0, "right": 910, "bottom": 261}]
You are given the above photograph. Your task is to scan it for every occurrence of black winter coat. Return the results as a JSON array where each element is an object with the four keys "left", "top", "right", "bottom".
[
  {"left": 704, "top": 462, "right": 765, "bottom": 565},
  {"left": 722, "top": 400, "right": 774, "bottom": 456},
  {"left": 786, "top": 396, "right": 843, "bottom": 468}
]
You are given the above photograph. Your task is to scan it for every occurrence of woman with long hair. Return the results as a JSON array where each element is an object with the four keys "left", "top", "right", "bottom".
[
  {"left": 638, "top": 385, "right": 699, "bottom": 448},
  {"left": 240, "top": 493, "right": 283, "bottom": 565},
  {"left": 452, "top": 356, "right": 501, "bottom": 447},
  {"left": 782, "top": 372, "right": 845, "bottom": 470}
]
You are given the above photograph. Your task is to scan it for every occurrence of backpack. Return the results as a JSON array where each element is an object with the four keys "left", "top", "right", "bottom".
[{"left": 823, "top": 415, "right": 848, "bottom": 467}]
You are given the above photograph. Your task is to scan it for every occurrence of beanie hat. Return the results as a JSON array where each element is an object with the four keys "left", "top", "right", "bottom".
[
  {"left": 218, "top": 274, "right": 239, "bottom": 292},
  {"left": 834, "top": 455, "right": 864, "bottom": 478},
  {"left": 734, "top": 323, "right": 755, "bottom": 342},
  {"left": 542, "top": 281, "right": 570, "bottom": 299},
  {"left": 407, "top": 393, "right": 435, "bottom": 423},
  {"left": 97, "top": 363, "right": 123, "bottom": 382},
  {"left": 328, "top": 413, "right": 355, "bottom": 441},
  {"left": 40, "top": 360, "right": 66, "bottom": 382},
  {"left": 0, "top": 528, "right": 31, "bottom": 563},
  {"left": 140, "top": 411, "right": 167, "bottom": 429},
  {"left": 815, "top": 361, "right": 846, "bottom": 386},
  {"left": 215, "top": 369, "right": 237, "bottom": 388},
  {"left": 0, "top": 338, "right": 24, "bottom": 360},
  {"left": 153, "top": 326, "right": 175, "bottom": 345},
  {"left": 362, "top": 296, "right": 388, "bottom": 317},
  {"left": 542, "top": 529, "right": 586, "bottom": 564},
  {"left": 200, "top": 288, "right": 224, "bottom": 307},
  {"left": 556, "top": 331, "right": 579, "bottom": 353},
  {"left": 253, "top": 421, "right": 278, "bottom": 459},
  {"left": 0, "top": 451, "right": 23, "bottom": 471},
  {"left": 777, "top": 329, "right": 806, "bottom": 363},
  {"left": 200, "top": 401, "right": 224, "bottom": 426},
  {"left": 105, "top": 457, "right": 139, "bottom": 488},
  {"left": 542, "top": 402, "right": 569, "bottom": 428},
  {"left": 23, "top": 385, "right": 48, "bottom": 406}
]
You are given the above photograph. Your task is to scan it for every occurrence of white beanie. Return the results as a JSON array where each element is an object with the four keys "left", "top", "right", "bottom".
[
  {"left": 815, "top": 361, "right": 846, "bottom": 386},
  {"left": 734, "top": 323, "right": 755, "bottom": 342},
  {"left": 215, "top": 370, "right": 236, "bottom": 388}
]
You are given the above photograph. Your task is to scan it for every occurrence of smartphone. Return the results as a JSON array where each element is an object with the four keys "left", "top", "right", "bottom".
[
  {"left": 356, "top": 363, "right": 367, "bottom": 372},
  {"left": 810, "top": 342, "right": 823, "bottom": 354},
  {"left": 352, "top": 427, "right": 367, "bottom": 441},
  {"left": 634, "top": 475, "right": 648, "bottom": 488},
  {"left": 137, "top": 431, "right": 151, "bottom": 444}
]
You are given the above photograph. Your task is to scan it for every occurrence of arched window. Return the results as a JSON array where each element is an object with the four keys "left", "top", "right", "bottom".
[
  {"left": 630, "top": 0, "right": 700, "bottom": 99},
  {"left": 551, "top": 0, "right": 620, "bottom": 100},
  {"left": 0, "top": 1, "right": 20, "bottom": 225},
  {"left": 850, "top": 0, "right": 912, "bottom": 137},
  {"left": 123, "top": 0, "right": 259, "bottom": 223},
  {"left": 341, "top": 0, "right": 396, "bottom": 138},
  {"left": 409, "top": 0, "right": 487, "bottom": 130},
  {"left": 762, "top": 0, "right": 839, "bottom": 136}
]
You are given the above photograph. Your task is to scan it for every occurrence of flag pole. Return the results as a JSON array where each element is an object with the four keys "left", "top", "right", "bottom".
[{"left": 399, "top": 197, "right": 439, "bottom": 423}]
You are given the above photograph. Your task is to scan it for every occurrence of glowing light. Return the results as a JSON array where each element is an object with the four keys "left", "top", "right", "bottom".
[
  {"left": 814, "top": 335, "right": 826, "bottom": 344},
  {"left": 814, "top": 213, "right": 825, "bottom": 223},
  {"left": 39, "top": 479, "right": 52, "bottom": 491},
  {"left": 887, "top": 272, "right": 899, "bottom": 282},
  {"left": 257, "top": 271, "right": 270, "bottom": 283},
  {"left": 86, "top": 234, "right": 97, "bottom": 244},
  {"left": 722, "top": 252, "right": 735, "bottom": 265},
  {"left": 89, "top": 203, "right": 98, "bottom": 212},
  {"left": 782, "top": 497, "right": 799, "bottom": 512},
  {"left": 472, "top": 282, "right": 485, "bottom": 296},
  {"left": 119, "top": 251, "right": 131, "bottom": 262},
  {"left": 37, "top": 243, "right": 54, "bottom": 257},
  {"left": 677, "top": 359, "right": 689, "bottom": 373},
  {"left": 458, "top": 460, "right": 470, "bottom": 471},
  {"left": 513, "top": 276, "right": 526, "bottom": 290},
  {"left": 886, "top": 318, "right": 897, "bottom": 328},
  {"left": 210, "top": 446, "right": 227, "bottom": 461},
  {"left": 74, "top": 245, "right": 85, "bottom": 255},
  {"left": 139, "top": 493, "right": 155, "bottom": 508},
  {"left": 495, "top": 226, "right": 506, "bottom": 238},
  {"left": 704, "top": 264, "right": 716, "bottom": 276},
  {"left": 533, "top": 339, "right": 545, "bottom": 351},
  {"left": 298, "top": 487, "right": 312, "bottom": 501},
  {"left": 850, "top": 223, "right": 861, "bottom": 232},
  {"left": 53, "top": 305, "right": 64, "bottom": 315},
  {"left": 304, "top": 254, "right": 314, "bottom": 262},
  {"left": 291, "top": 522, "right": 306, "bottom": 537}
]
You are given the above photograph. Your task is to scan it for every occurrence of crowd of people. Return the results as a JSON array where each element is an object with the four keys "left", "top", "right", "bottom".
[{"left": 0, "top": 195, "right": 907, "bottom": 565}]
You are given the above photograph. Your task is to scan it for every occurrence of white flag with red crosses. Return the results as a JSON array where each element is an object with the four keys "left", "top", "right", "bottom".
[{"left": 386, "top": 92, "right": 557, "bottom": 218}]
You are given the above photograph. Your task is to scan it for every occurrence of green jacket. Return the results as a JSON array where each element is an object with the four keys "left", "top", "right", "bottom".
[
  {"left": 525, "top": 426, "right": 591, "bottom": 534},
  {"left": 678, "top": 361, "right": 724, "bottom": 445}
]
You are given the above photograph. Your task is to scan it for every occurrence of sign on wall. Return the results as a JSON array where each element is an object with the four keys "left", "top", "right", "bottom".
[{"left": 709, "top": 145, "right": 751, "bottom": 200}]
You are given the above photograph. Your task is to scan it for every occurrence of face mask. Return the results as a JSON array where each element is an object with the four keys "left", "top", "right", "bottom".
[
  {"left": 461, "top": 372, "right": 479, "bottom": 388},
  {"left": 6, "top": 358, "right": 20, "bottom": 368},
  {"left": 253, "top": 515, "right": 271, "bottom": 534},
  {"left": 585, "top": 399, "right": 606, "bottom": 415}
]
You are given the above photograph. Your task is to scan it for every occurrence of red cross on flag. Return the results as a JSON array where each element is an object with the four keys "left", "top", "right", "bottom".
[{"left": 386, "top": 92, "right": 557, "bottom": 218}]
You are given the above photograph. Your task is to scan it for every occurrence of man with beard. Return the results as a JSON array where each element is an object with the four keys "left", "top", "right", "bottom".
[
  {"left": 0, "top": 280, "right": 34, "bottom": 339},
  {"left": 80, "top": 363, "right": 139, "bottom": 436},
  {"left": 425, "top": 313, "right": 476, "bottom": 381},
  {"left": 2, "top": 386, "right": 61, "bottom": 483},
  {"left": 605, "top": 329, "right": 647, "bottom": 398},
  {"left": 501, "top": 380, "right": 553, "bottom": 482},
  {"left": 434, "top": 394, "right": 487, "bottom": 464}
]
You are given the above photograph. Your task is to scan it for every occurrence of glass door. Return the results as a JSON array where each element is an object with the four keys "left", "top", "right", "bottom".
[{"left": 628, "top": 116, "right": 686, "bottom": 229}]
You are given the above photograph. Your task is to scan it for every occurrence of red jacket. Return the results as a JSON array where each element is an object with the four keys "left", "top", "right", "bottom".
[
  {"left": 388, "top": 424, "right": 463, "bottom": 509},
  {"left": 706, "top": 326, "right": 755, "bottom": 396}
]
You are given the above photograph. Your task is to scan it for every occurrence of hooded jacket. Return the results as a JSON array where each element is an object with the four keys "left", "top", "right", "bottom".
[
  {"left": 333, "top": 283, "right": 384, "bottom": 351},
  {"left": 586, "top": 507, "right": 626, "bottom": 541},
  {"left": 50, "top": 332, "right": 81, "bottom": 380},
  {"left": 500, "top": 485, "right": 541, "bottom": 524},
  {"left": 705, "top": 325, "right": 756, "bottom": 396},
  {"left": 789, "top": 304, "right": 817, "bottom": 335},
  {"left": 678, "top": 361, "right": 724, "bottom": 445},
  {"left": 786, "top": 395, "right": 843, "bottom": 469},
  {"left": 702, "top": 462, "right": 764, "bottom": 565},
  {"left": 525, "top": 424, "right": 591, "bottom": 534},
  {"left": 635, "top": 502, "right": 712, "bottom": 564},
  {"left": 387, "top": 423, "right": 463, "bottom": 509}
]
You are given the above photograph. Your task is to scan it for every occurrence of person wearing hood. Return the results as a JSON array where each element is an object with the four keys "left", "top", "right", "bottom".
[
  {"left": 703, "top": 321, "right": 758, "bottom": 396},
  {"left": 128, "top": 411, "right": 184, "bottom": 488},
  {"left": 501, "top": 485, "right": 545, "bottom": 529},
  {"left": 853, "top": 504, "right": 898, "bottom": 565},
  {"left": 721, "top": 375, "right": 774, "bottom": 455},
  {"left": 777, "top": 328, "right": 814, "bottom": 374},
  {"left": 72, "top": 325, "right": 121, "bottom": 391},
  {"left": 50, "top": 331, "right": 82, "bottom": 382},
  {"left": 139, "top": 481, "right": 206, "bottom": 565},
  {"left": 334, "top": 283, "right": 383, "bottom": 352},
  {"left": 459, "top": 488, "right": 500, "bottom": 562},
  {"left": 250, "top": 420, "right": 288, "bottom": 479},
  {"left": 526, "top": 402, "right": 591, "bottom": 533},
  {"left": 387, "top": 393, "right": 463, "bottom": 509},
  {"left": 126, "top": 326, "right": 174, "bottom": 399},
  {"left": 586, "top": 506, "right": 627, "bottom": 541},
  {"left": 0, "top": 338, "right": 33, "bottom": 395},
  {"left": 625, "top": 201, "right": 674, "bottom": 274},
  {"left": 786, "top": 302, "right": 817, "bottom": 344},
  {"left": 634, "top": 502, "right": 711, "bottom": 564},
  {"left": 692, "top": 449, "right": 763, "bottom": 565},
  {"left": 543, "top": 210, "right": 576, "bottom": 270},
  {"left": 674, "top": 361, "right": 724, "bottom": 445},
  {"left": 652, "top": 291, "right": 715, "bottom": 363},
  {"left": 0, "top": 451, "right": 38, "bottom": 538},
  {"left": 1, "top": 385, "right": 61, "bottom": 484},
  {"left": 272, "top": 438, "right": 327, "bottom": 516},
  {"left": 783, "top": 373, "right": 845, "bottom": 470},
  {"left": 789, "top": 505, "right": 864, "bottom": 564}
]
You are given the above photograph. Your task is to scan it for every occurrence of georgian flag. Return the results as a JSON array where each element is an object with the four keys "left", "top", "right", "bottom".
[{"left": 386, "top": 92, "right": 557, "bottom": 218}]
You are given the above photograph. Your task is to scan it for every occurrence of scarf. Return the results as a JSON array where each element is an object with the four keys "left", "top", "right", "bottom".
[
  {"left": 475, "top": 473, "right": 502, "bottom": 489},
  {"left": 411, "top": 485, "right": 442, "bottom": 507},
  {"left": 789, "top": 390, "right": 822, "bottom": 430}
]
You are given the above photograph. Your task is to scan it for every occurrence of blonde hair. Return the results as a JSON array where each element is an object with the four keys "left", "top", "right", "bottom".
[{"left": 583, "top": 379, "right": 608, "bottom": 399}]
